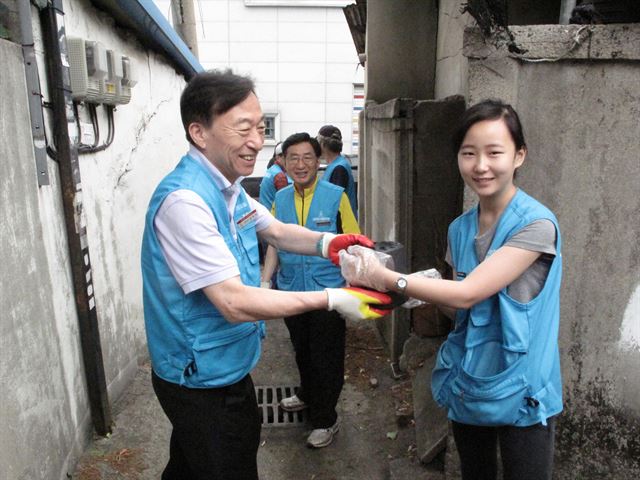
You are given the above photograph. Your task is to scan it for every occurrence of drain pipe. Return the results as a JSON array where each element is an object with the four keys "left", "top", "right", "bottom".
[{"left": 40, "top": 0, "right": 112, "bottom": 436}]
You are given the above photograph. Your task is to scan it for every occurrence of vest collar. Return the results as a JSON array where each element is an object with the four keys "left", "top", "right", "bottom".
[
  {"left": 294, "top": 177, "right": 319, "bottom": 199},
  {"left": 187, "top": 145, "right": 245, "bottom": 196}
]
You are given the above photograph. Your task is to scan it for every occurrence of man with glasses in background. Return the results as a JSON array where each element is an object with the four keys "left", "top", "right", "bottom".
[{"left": 261, "top": 132, "right": 359, "bottom": 448}]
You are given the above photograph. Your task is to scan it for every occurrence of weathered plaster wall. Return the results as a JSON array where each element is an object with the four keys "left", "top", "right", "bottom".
[
  {"left": 434, "top": 0, "right": 561, "bottom": 101},
  {"left": 57, "top": 0, "right": 188, "bottom": 400},
  {"left": 0, "top": 1, "right": 188, "bottom": 478},
  {"left": 434, "top": 0, "right": 473, "bottom": 100},
  {"left": 464, "top": 24, "right": 640, "bottom": 478}
]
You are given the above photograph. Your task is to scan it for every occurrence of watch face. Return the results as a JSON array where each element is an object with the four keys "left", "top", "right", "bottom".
[{"left": 397, "top": 277, "right": 407, "bottom": 290}]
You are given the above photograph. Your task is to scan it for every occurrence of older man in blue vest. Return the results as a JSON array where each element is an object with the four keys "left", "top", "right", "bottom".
[
  {"left": 141, "top": 70, "right": 392, "bottom": 480},
  {"left": 261, "top": 132, "right": 359, "bottom": 448}
]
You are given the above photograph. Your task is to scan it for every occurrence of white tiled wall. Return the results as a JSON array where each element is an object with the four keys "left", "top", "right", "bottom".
[{"left": 153, "top": 0, "right": 363, "bottom": 176}]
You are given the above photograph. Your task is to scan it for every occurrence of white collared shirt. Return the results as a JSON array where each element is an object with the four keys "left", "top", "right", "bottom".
[{"left": 154, "top": 146, "right": 273, "bottom": 294}]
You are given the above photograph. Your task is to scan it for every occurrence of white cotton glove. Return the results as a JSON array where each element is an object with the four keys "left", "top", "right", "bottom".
[
  {"left": 339, "top": 245, "right": 389, "bottom": 292},
  {"left": 325, "top": 287, "right": 393, "bottom": 321}
]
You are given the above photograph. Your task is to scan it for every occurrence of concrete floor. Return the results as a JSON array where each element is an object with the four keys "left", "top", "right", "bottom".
[{"left": 72, "top": 319, "right": 433, "bottom": 479}]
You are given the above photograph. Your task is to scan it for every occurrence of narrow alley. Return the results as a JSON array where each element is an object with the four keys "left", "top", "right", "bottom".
[{"left": 72, "top": 319, "right": 440, "bottom": 480}]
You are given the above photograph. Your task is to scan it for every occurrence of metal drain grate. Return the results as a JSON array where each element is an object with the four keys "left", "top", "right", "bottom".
[{"left": 255, "top": 385, "right": 306, "bottom": 427}]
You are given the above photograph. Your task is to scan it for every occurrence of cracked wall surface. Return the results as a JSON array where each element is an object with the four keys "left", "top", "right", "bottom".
[{"left": 1, "top": 1, "right": 188, "bottom": 478}]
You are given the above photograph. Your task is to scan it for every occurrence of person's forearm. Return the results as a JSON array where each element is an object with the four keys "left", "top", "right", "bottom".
[
  {"left": 204, "top": 279, "right": 328, "bottom": 323},
  {"left": 262, "top": 221, "right": 323, "bottom": 256},
  {"left": 380, "top": 268, "right": 473, "bottom": 309},
  {"left": 262, "top": 245, "right": 279, "bottom": 283}
]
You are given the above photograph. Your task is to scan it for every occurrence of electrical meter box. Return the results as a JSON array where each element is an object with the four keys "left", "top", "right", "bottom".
[
  {"left": 103, "top": 49, "right": 122, "bottom": 105},
  {"left": 118, "top": 56, "right": 137, "bottom": 104},
  {"left": 67, "top": 37, "right": 107, "bottom": 103}
]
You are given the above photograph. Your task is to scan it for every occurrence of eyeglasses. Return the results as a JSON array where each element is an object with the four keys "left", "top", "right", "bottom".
[{"left": 285, "top": 155, "right": 317, "bottom": 166}]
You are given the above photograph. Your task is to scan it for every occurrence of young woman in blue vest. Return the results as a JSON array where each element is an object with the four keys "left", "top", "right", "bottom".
[
  {"left": 317, "top": 125, "right": 358, "bottom": 218},
  {"left": 339, "top": 99, "right": 562, "bottom": 480}
]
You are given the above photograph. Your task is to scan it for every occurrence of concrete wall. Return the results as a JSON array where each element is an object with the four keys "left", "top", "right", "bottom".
[
  {"left": 433, "top": 0, "right": 565, "bottom": 100},
  {"left": 155, "top": 0, "right": 364, "bottom": 175},
  {"left": 464, "top": 24, "right": 640, "bottom": 478},
  {"left": 0, "top": 1, "right": 188, "bottom": 478},
  {"left": 365, "top": 0, "right": 438, "bottom": 103},
  {"left": 434, "top": 0, "right": 474, "bottom": 100}
]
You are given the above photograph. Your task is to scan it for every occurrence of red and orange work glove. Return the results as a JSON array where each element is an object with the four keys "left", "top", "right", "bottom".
[
  {"left": 318, "top": 233, "right": 375, "bottom": 266},
  {"left": 325, "top": 286, "right": 394, "bottom": 320}
]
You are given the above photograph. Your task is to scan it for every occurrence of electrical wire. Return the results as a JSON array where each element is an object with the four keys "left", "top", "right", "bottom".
[{"left": 77, "top": 103, "right": 115, "bottom": 154}]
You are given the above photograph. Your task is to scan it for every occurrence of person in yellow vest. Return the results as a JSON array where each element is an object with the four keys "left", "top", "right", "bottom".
[{"left": 261, "top": 132, "right": 359, "bottom": 448}]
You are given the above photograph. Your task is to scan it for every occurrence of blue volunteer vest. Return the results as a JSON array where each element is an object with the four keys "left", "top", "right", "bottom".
[
  {"left": 275, "top": 181, "right": 345, "bottom": 292},
  {"left": 141, "top": 154, "right": 264, "bottom": 388},
  {"left": 431, "top": 189, "right": 563, "bottom": 426},
  {"left": 323, "top": 155, "right": 357, "bottom": 218},
  {"left": 259, "top": 163, "right": 291, "bottom": 210}
]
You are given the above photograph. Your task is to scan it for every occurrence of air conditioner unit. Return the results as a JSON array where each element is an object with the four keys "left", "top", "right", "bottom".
[
  {"left": 117, "top": 56, "right": 137, "bottom": 105},
  {"left": 67, "top": 37, "right": 107, "bottom": 103}
]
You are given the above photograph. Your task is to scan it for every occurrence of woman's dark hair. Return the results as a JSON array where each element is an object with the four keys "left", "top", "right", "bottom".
[
  {"left": 180, "top": 69, "right": 255, "bottom": 145},
  {"left": 452, "top": 99, "right": 526, "bottom": 154},
  {"left": 282, "top": 132, "right": 322, "bottom": 158},
  {"left": 317, "top": 125, "right": 343, "bottom": 154}
]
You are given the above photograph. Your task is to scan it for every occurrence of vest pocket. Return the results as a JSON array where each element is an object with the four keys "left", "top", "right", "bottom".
[
  {"left": 277, "top": 267, "right": 297, "bottom": 291},
  {"left": 311, "top": 267, "right": 345, "bottom": 290},
  {"left": 469, "top": 297, "right": 496, "bottom": 326},
  {"left": 238, "top": 227, "right": 259, "bottom": 265},
  {"left": 449, "top": 366, "right": 530, "bottom": 426},
  {"left": 190, "top": 324, "right": 260, "bottom": 386},
  {"left": 431, "top": 339, "right": 463, "bottom": 407}
]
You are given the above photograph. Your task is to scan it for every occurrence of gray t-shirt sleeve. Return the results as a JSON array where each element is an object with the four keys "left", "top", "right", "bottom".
[
  {"left": 505, "top": 219, "right": 557, "bottom": 256},
  {"left": 505, "top": 219, "right": 557, "bottom": 303},
  {"left": 445, "top": 219, "right": 557, "bottom": 303}
]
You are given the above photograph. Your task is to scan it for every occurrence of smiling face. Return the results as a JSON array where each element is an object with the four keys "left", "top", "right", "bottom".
[
  {"left": 284, "top": 142, "right": 320, "bottom": 190},
  {"left": 189, "top": 92, "right": 265, "bottom": 183},
  {"left": 457, "top": 118, "right": 526, "bottom": 202}
]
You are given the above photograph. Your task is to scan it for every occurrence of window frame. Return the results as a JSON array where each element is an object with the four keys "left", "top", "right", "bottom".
[{"left": 262, "top": 112, "right": 280, "bottom": 146}]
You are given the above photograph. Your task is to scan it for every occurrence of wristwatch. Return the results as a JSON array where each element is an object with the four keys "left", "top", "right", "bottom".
[{"left": 395, "top": 276, "right": 408, "bottom": 294}]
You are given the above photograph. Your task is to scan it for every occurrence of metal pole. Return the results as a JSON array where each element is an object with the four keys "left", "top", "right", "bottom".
[
  {"left": 171, "top": 0, "right": 199, "bottom": 58},
  {"left": 17, "top": 0, "right": 49, "bottom": 186},
  {"left": 40, "top": 0, "right": 112, "bottom": 436}
]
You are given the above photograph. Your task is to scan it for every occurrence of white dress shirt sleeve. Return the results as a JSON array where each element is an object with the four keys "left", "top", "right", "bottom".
[
  {"left": 154, "top": 189, "right": 241, "bottom": 294},
  {"left": 247, "top": 195, "right": 275, "bottom": 232}
]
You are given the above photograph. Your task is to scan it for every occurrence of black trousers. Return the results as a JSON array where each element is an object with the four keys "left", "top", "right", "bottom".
[
  {"left": 284, "top": 309, "right": 345, "bottom": 429},
  {"left": 151, "top": 371, "right": 261, "bottom": 480},
  {"left": 451, "top": 416, "right": 557, "bottom": 480}
]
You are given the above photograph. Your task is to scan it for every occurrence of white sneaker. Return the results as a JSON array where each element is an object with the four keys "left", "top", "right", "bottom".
[
  {"left": 306, "top": 419, "right": 340, "bottom": 448},
  {"left": 280, "top": 394, "right": 307, "bottom": 412}
]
